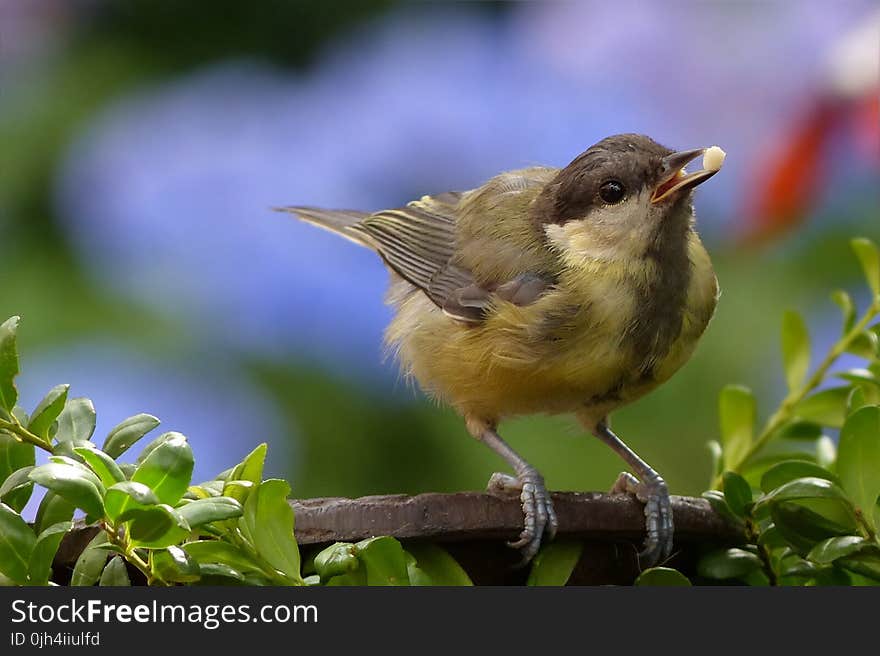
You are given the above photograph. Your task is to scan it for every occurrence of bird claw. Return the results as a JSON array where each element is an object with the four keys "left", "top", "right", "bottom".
[
  {"left": 487, "top": 470, "right": 557, "bottom": 565},
  {"left": 611, "top": 471, "right": 673, "bottom": 567}
]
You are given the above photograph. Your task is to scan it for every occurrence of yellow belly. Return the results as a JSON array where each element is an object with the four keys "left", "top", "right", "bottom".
[
  {"left": 388, "top": 284, "right": 655, "bottom": 420},
  {"left": 385, "top": 236, "right": 717, "bottom": 423}
]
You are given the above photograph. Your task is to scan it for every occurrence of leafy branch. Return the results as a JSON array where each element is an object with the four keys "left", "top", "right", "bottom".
[
  {"left": 712, "top": 237, "right": 880, "bottom": 489},
  {"left": 738, "top": 295, "right": 879, "bottom": 473},
  {"left": 0, "top": 315, "right": 474, "bottom": 587},
  {"left": 690, "top": 237, "right": 880, "bottom": 587}
]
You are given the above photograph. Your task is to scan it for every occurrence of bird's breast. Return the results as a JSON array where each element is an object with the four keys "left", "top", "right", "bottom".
[{"left": 386, "top": 235, "right": 716, "bottom": 420}]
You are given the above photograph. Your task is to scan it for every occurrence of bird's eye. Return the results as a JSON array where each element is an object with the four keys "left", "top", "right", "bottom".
[{"left": 599, "top": 180, "right": 626, "bottom": 204}]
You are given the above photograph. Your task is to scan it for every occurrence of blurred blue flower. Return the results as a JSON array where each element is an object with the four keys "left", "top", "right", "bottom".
[
  {"left": 512, "top": 0, "right": 878, "bottom": 225},
  {"left": 17, "top": 342, "right": 293, "bottom": 483}
]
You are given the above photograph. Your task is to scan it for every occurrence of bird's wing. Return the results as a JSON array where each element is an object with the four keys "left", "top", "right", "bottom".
[
  {"left": 349, "top": 192, "right": 477, "bottom": 318},
  {"left": 441, "top": 273, "right": 554, "bottom": 323},
  {"left": 350, "top": 190, "right": 554, "bottom": 324}
]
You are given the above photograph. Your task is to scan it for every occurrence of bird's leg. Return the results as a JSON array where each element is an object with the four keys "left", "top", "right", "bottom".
[
  {"left": 593, "top": 420, "right": 673, "bottom": 567},
  {"left": 466, "top": 417, "right": 557, "bottom": 564}
]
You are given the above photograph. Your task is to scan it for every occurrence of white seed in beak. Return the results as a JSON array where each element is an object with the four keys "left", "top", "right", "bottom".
[{"left": 702, "top": 146, "right": 726, "bottom": 172}]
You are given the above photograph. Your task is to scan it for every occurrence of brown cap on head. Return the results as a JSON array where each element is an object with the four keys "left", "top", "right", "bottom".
[{"left": 534, "top": 134, "right": 721, "bottom": 226}]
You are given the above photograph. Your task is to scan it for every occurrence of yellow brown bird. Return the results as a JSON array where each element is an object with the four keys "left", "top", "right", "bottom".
[{"left": 280, "top": 134, "right": 724, "bottom": 565}]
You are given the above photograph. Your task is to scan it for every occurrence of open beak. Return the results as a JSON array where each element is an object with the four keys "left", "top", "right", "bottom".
[{"left": 651, "top": 147, "right": 721, "bottom": 203}]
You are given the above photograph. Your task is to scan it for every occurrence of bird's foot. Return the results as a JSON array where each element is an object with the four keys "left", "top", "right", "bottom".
[
  {"left": 487, "top": 469, "right": 558, "bottom": 565},
  {"left": 611, "top": 471, "right": 673, "bottom": 567}
]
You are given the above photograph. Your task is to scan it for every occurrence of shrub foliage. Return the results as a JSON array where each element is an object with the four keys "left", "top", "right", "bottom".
[{"left": 0, "top": 238, "right": 878, "bottom": 586}]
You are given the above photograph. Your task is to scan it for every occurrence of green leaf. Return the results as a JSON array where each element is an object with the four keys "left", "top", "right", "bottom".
[
  {"left": 324, "top": 569, "right": 367, "bottom": 586},
  {"left": 28, "top": 521, "right": 72, "bottom": 585},
  {"left": 29, "top": 462, "right": 105, "bottom": 519},
  {"left": 187, "top": 480, "right": 225, "bottom": 499},
  {"left": 0, "top": 466, "right": 34, "bottom": 504},
  {"left": 757, "top": 476, "right": 852, "bottom": 508},
  {"left": 810, "top": 564, "right": 854, "bottom": 585},
  {"left": 50, "top": 440, "right": 94, "bottom": 462},
  {"left": 793, "top": 387, "right": 850, "bottom": 428},
  {"left": 760, "top": 460, "right": 839, "bottom": 494},
  {"left": 831, "top": 290, "right": 856, "bottom": 334},
  {"left": 847, "top": 387, "right": 869, "bottom": 414},
  {"left": 225, "top": 443, "right": 267, "bottom": 504},
  {"left": 697, "top": 548, "right": 762, "bottom": 580},
  {"left": 102, "top": 413, "right": 160, "bottom": 459},
  {"left": 193, "top": 562, "right": 247, "bottom": 585},
  {"left": 851, "top": 237, "right": 880, "bottom": 297},
  {"left": 0, "top": 317, "right": 20, "bottom": 413},
  {"left": 404, "top": 543, "right": 473, "bottom": 586},
  {"left": 701, "top": 490, "right": 743, "bottom": 525},
  {"left": 240, "top": 572, "right": 275, "bottom": 586},
  {"left": 719, "top": 384, "right": 755, "bottom": 467},
  {"left": 0, "top": 502, "right": 36, "bottom": 583},
  {"left": 240, "top": 479, "right": 302, "bottom": 584},
  {"left": 757, "top": 525, "right": 788, "bottom": 549},
  {"left": 526, "top": 540, "right": 583, "bottom": 586},
  {"left": 182, "top": 540, "right": 263, "bottom": 575},
  {"left": 0, "top": 432, "right": 35, "bottom": 512},
  {"left": 354, "top": 536, "right": 410, "bottom": 586},
  {"left": 74, "top": 446, "right": 125, "bottom": 488},
  {"left": 104, "top": 481, "right": 159, "bottom": 522},
  {"left": 837, "top": 406, "right": 880, "bottom": 530},
  {"left": 151, "top": 546, "right": 200, "bottom": 583},
  {"left": 852, "top": 381, "right": 880, "bottom": 406},
  {"left": 847, "top": 572, "right": 880, "bottom": 586},
  {"left": 777, "top": 555, "right": 819, "bottom": 579},
  {"left": 222, "top": 480, "right": 253, "bottom": 501},
  {"left": 126, "top": 504, "right": 191, "bottom": 549},
  {"left": 846, "top": 331, "right": 879, "bottom": 359},
  {"left": 55, "top": 398, "right": 96, "bottom": 442},
  {"left": 838, "top": 552, "right": 880, "bottom": 581},
  {"left": 781, "top": 311, "right": 810, "bottom": 392},
  {"left": 70, "top": 532, "right": 110, "bottom": 586},
  {"left": 775, "top": 420, "right": 823, "bottom": 441},
  {"left": 99, "top": 556, "right": 131, "bottom": 586},
  {"left": 131, "top": 432, "right": 193, "bottom": 506},
  {"left": 34, "top": 491, "right": 76, "bottom": 535},
  {"left": 314, "top": 542, "right": 360, "bottom": 581},
  {"left": 799, "top": 497, "right": 860, "bottom": 531},
  {"left": 10, "top": 406, "right": 27, "bottom": 424},
  {"left": 743, "top": 570, "right": 771, "bottom": 586},
  {"left": 176, "top": 496, "right": 242, "bottom": 528},
  {"left": 807, "top": 536, "right": 871, "bottom": 565},
  {"left": 134, "top": 433, "right": 167, "bottom": 465},
  {"left": 213, "top": 467, "right": 234, "bottom": 482},
  {"left": 722, "top": 472, "right": 753, "bottom": 517},
  {"left": 771, "top": 501, "right": 858, "bottom": 556},
  {"left": 48, "top": 452, "right": 89, "bottom": 467},
  {"left": 26, "top": 384, "right": 69, "bottom": 439},
  {"left": 635, "top": 567, "right": 691, "bottom": 586}
]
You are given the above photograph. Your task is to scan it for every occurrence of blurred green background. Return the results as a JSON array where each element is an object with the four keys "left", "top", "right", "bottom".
[{"left": 1, "top": 1, "right": 877, "bottom": 503}]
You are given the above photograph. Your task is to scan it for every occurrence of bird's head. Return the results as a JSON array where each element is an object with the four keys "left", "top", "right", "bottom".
[{"left": 537, "top": 134, "right": 724, "bottom": 264}]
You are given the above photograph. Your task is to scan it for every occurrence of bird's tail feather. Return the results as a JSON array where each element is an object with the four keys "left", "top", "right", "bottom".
[{"left": 275, "top": 206, "right": 373, "bottom": 248}]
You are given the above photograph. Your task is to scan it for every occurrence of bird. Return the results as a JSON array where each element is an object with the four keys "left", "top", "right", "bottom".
[{"left": 279, "top": 133, "right": 723, "bottom": 565}]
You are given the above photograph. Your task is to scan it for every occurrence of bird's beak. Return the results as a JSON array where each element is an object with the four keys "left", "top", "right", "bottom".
[{"left": 651, "top": 147, "right": 722, "bottom": 203}]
